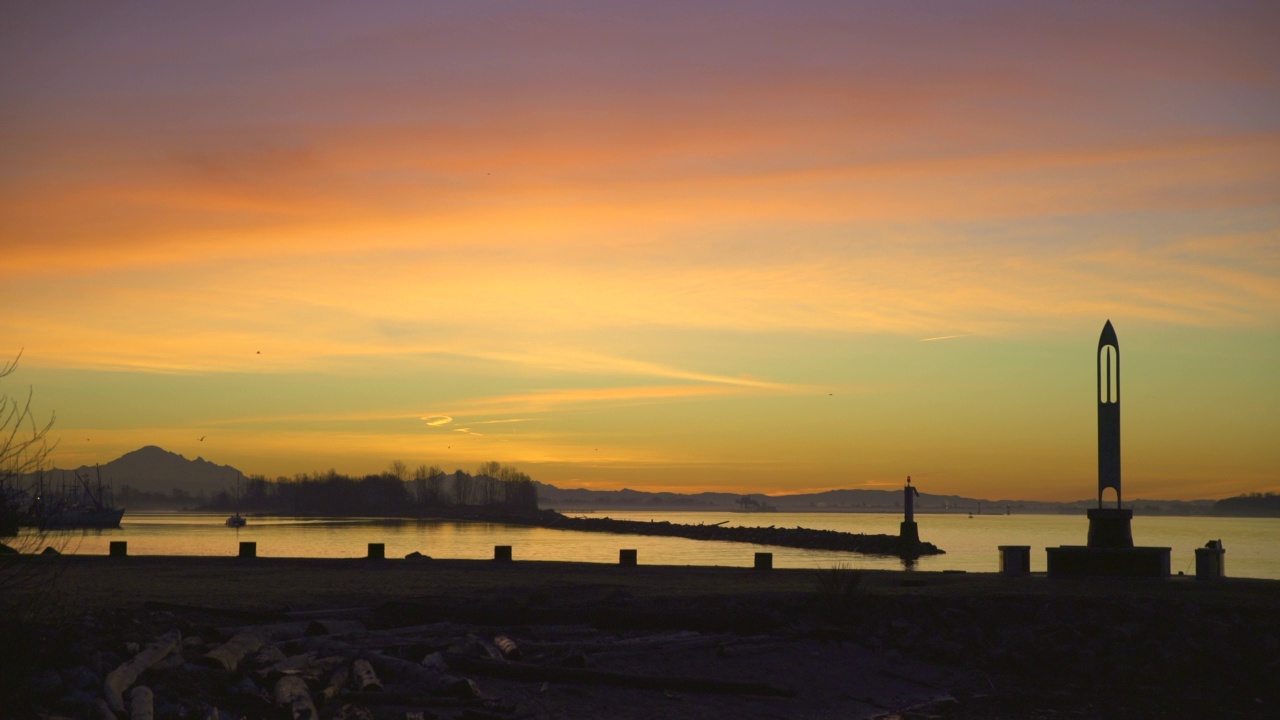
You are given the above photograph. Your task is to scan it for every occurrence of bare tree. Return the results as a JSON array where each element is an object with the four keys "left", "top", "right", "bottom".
[
  {"left": 388, "top": 460, "right": 408, "bottom": 481},
  {"left": 411, "top": 464, "right": 430, "bottom": 504},
  {"left": 1, "top": 351, "right": 55, "bottom": 540},
  {"left": 1, "top": 351, "right": 64, "bottom": 616}
]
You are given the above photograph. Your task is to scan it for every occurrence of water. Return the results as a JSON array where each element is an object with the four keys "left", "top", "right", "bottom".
[{"left": 22, "top": 511, "right": 1280, "bottom": 580}]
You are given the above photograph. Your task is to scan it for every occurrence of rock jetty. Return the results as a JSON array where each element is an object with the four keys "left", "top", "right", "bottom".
[{"left": 540, "top": 514, "right": 944, "bottom": 557}]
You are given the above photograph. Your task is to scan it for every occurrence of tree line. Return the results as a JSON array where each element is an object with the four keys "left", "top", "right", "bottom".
[
  {"left": 1213, "top": 492, "right": 1280, "bottom": 518},
  {"left": 205, "top": 461, "right": 540, "bottom": 517}
]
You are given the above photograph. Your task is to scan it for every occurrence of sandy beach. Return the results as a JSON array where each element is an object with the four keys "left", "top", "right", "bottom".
[{"left": 3, "top": 555, "right": 1278, "bottom": 719}]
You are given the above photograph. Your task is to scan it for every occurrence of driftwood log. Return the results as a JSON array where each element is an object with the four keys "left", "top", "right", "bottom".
[
  {"left": 202, "top": 631, "right": 263, "bottom": 672},
  {"left": 274, "top": 675, "right": 318, "bottom": 720},
  {"left": 352, "top": 658, "right": 383, "bottom": 691},
  {"left": 493, "top": 635, "right": 521, "bottom": 660},
  {"left": 103, "top": 629, "right": 181, "bottom": 713},
  {"left": 443, "top": 652, "right": 796, "bottom": 697},
  {"left": 366, "top": 653, "right": 477, "bottom": 698},
  {"left": 322, "top": 663, "right": 350, "bottom": 702},
  {"left": 128, "top": 685, "right": 154, "bottom": 720}
]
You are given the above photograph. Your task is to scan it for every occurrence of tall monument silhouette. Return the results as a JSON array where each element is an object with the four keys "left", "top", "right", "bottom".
[
  {"left": 1047, "top": 320, "right": 1169, "bottom": 577},
  {"left": 1086, "top": 320, "right": 1133, "bottom": 548},
  {"left": 1097, "top": 319, "right": 1121, "bottom": 507}
]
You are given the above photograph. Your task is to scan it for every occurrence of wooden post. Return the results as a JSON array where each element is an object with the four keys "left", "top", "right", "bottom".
[
  {"left": 619, "top": 549, "right": 637, "bottom": 566},
  {"left": 494, "top": 545, "right": 512, "bottom": 562},
  {"left": 367, "top": 542, "right": 385, "bottom": 560},
  {"left": 754, "top": 552, "right": 773, "bottom": 570},
  {"left": 239, "top": 541, "right": 257, "bottom": 558},
  {"left": 109, "top": 541, "right": 127, "bottom": 557}
]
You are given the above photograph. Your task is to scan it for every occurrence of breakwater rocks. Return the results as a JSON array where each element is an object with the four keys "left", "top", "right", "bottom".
[{"left": 541, "top": 515, "right": 945, "bottom": 557}]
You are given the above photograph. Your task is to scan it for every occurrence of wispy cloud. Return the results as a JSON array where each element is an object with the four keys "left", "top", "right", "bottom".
[{"left": 919, "top": 335, "right": 968, "bottom": 343}]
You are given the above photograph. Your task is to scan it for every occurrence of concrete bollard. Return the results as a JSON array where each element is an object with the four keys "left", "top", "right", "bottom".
[
  {"left": 239, "top": 541, "right": 257, "bottom": 558},
  {"left": 109, "top": 541, "right": 127, "bottom": 557},
  {"left": 754, "top": 552, "right": 773, "bottom": 570},
  {"left": 367, "top": 543, "right": 385, "bottom": 560},
  {"left": 1195, "top": 540, "right": 1225, "bottom": 580},
  {"left": 998, "top": 545, "right": 1031, "bottom": 577},
  {"left": 619, "top": 549, "right": 637, "bottom": 566},
  {"left": 494, "top": 545, "right": 512, "bottom": 562}
]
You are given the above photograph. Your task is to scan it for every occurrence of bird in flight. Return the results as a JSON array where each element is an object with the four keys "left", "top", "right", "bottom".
[{"left": 198, "top": 436, "right": 206, "bottom": 442}]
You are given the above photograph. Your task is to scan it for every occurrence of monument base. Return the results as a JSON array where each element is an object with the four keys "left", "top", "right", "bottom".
[
  {"left": 1046, "top": 545, "right": 1170, "bottom": 578},
  {"left": 899, "top": 520, "right": 919, "bottom": 545},
  {"left": 1086, "top": 507, "right": 1134, "bottom": 548}
]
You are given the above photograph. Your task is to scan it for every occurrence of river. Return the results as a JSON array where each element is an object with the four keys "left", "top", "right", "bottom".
[{"left": 20, "top": 510, "right": 1279, "bottom": 580}]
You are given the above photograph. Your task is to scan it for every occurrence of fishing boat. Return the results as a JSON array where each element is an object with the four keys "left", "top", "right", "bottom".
[
  {"left": 733, "top": 494, "right": 778, "bottom": 513},
  {"left": 225, "top": 473, "right": 247, "bottom": 527},
  {"left": 31, "top": 467, "right": 125, "bottom": 529}
]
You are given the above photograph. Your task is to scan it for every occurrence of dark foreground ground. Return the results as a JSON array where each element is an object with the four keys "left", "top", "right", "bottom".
[{"left": 2, "top": 556, "right": 1278, "bottom": 719}]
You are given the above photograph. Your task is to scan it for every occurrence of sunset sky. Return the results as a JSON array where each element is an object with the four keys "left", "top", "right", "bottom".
[{"left": 2, "top": 1, "right": 1276, "bottom": 501}]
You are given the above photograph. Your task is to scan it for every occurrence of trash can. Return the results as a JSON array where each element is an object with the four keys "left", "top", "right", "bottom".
[
  {"left": 998, "top": 545, "right": 1031, "bottom": 577},
  {"left": 1194, "top": 540, "right": 1225, "bottom": 580}
]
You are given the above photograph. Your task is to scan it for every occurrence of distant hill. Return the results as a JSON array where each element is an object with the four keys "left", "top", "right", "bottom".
[
  {"left": 38, "top": 445, "right": 241, "bottom": 497},
  {"left": 29, "top": 446, "right": 1226, "bottom": 516},
  {"left": 534, "top": 482, "right": 1218, "bottom": 516}
]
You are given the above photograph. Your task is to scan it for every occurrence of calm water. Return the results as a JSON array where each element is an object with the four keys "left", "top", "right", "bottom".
[{"left": 25, "top": 511, "right": 1280, "bottom": 580}]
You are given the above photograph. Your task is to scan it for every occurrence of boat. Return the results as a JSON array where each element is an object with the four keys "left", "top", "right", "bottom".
[
  {"left": 733, "top": 495, "right": 778, "bottom": 513},
  {"left": 29, "top": 466, "right": 125, "bottom": 530},
  {"left": 226, "top": 473, "right": 247, "bottom": 527}
]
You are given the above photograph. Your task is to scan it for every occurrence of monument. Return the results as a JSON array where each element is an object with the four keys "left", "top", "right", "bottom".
[
  {"left": 900, "top": 476, "right": 921, "bottom": 545},
  {"left": 1046, "top": 321, "right": 1171, "bottom": 577}
]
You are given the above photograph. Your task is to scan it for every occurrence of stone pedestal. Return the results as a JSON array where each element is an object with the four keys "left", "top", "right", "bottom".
[
  {"left": 899, "top": 520, "right": 920, "bottom": 545},
  {"left": 494, "top": 545, "right": 512, "bottom": 562},
  {"left": 619, "top": 549, "right": 637, "bottom": 566},
  {"left": 1046, "top": 545, "right": 1170, "bottom": 577},
  {"left": 1086, "top": 508, "right": 1134, "bottom": 548},
  {"left": 754, "top": 552, "right": 773, "bottom": 570}
]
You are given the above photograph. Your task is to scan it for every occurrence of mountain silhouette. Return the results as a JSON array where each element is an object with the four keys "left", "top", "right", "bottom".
[{"left": 40, "top": 445, "right": 242, "bottom": 496}]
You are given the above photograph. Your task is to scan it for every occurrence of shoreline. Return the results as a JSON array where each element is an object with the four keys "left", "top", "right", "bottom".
[{"left": 4, "top": 556, "right": 1279, "bottom": 718}]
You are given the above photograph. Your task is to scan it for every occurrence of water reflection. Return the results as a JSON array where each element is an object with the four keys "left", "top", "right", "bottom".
[{"left": 16, "top": 511, "right": 1280, "bottom": 579}]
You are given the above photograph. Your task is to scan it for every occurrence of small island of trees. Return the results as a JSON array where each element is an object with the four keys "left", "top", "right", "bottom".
[
  {"left": 204, "top": 461, "right": 540, "bottom": 518},
  {"left": 1213, "top": 492, "right": 1280, "bottom": 518}
]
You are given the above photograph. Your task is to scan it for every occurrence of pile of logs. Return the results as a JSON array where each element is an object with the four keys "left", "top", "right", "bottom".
[{"left": 54, "top": 607, "right": 796, "bottom": 719}]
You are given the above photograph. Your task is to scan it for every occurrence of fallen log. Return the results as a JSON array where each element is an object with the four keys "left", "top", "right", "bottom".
[
  {"left": 285, "top": 607, "right": 372, "bottom": 620},
  {"left": 128, "top": 685, "right": 154, "bottom": 720},
  {"left": 143, "top": 600, "right": 286, "bottom": 623},
  {"left": 103, "top": 629, "right": 182, "bottom": 713},
  {"left": 202, "top": 631, "right": 264, "bottom": 672},
  {"left": 321, "top": 663, "right": 350, "bottom": 702},
  {"left": 365, "top": 653, "right": 477, "bottom": 698},
  {"left": 364, "top": 622, "right": 463, "bottom": 638},
  {"left": 305, "top": 619, "right": 367, "bottom": 638},
  {"left": 493, "top": 635, "right": 521, "bottom": 660},
  {"left": 274, "top": 675, "right": 319, "bottom": 720},
  {"left": 442, "top": 653, "right": 796, "bottom": 697},
  {"left": 220, "top": 621, "right": 311, "bottom": 642},
  {"left": 352, "top": 658, "right": 383, "bottom": 691}
]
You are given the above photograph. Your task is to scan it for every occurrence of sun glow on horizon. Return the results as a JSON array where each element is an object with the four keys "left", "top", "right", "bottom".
[{"left": 2, "top": 2, "right": 1276, "bottom": 502}]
